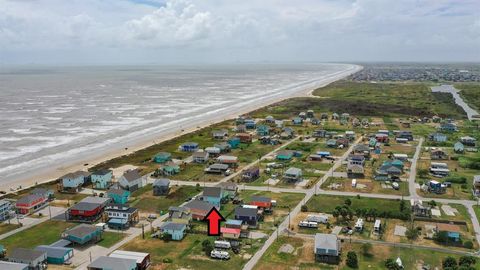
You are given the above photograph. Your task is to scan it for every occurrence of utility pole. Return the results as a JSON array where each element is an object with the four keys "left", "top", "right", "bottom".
[
  {"left": 48, "top": 204, "right": 52, "bottom": 220},
  {"left": 142, "top": 224, "right": 145, "bottom": 239}
]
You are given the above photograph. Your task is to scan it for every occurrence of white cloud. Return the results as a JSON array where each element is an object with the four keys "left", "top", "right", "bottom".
[{"left": 0, "top": 0, "right": 478, "bottom": 64}]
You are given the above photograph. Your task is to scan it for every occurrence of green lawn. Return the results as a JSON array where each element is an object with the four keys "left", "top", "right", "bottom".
[
  {"left": 0, "top": 220, "right": 74, "bottom": 250},
  {"left": 131, "top": 185, "right": 200, "bottom": 214},
  {"left": 97, "top": 231, "right": 126, "bottom": 248},
  {"left": 0, "top": 223, "right": 21, "bottom": 235},
  {"left": 456, "top": 83, "right": 480, "bottom": 111}
]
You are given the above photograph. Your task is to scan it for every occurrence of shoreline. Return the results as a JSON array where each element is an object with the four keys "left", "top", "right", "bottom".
[{"left": 0, "top": 64, "right": 362, "bottom": 195}]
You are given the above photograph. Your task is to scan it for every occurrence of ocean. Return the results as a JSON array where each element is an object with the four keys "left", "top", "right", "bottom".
[{"left": 0, "top": 63, "right": 357, "bottom": 187}]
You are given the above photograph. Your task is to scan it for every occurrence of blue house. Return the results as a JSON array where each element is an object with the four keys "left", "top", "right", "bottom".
[
  {"left": 227, "top": 137, "right": 241, "bottom": 149},
  {"left": 429, "top": 133, "right": 447, "bottom": 142},
  {"left": 35, "top": 245, "right": 73, "bottom": 265},
  {"left": 317, "top": 151, "right": 331, "bottom": 158},
  {"left": 292, "top": 117, "right": 303, "bottom": 125},
  {"left": 201, "top": 187, "right": 223, "bottom": 208},
  {"left": 179, "top": 142, "right": 199, "bottom": 152},
  {"left": 256, "top": 125, "right": 270, "bottom": 136},
  {"left": 91, "top": 169, "right": 113, "bottom": 190},
  {"left": 447, "top": 232, "right": 461, "bottom": 242},
  {"left": 62, "top": 224, "right": 102, "bottom": 246},
  {"left": 107, "top": 188, "right": 130, "bottom": 204},
  {"left": 61, "top": 171, "right": 89, "bottom": 192},
  {"left": 245, "top": 119, "right": 256, "bottom": 129},
  {"left": 276, "top": 150, "right": 294, "bottom": 161},
  {"left": 440, "top": 122, "right": 458, "bottom": 132},
  {"left": 153, "top": 152, "right": 171, "bottom": 163},
  {"left": 160, "top": 222, "right": 186, "bottom": 241},
  {"left": 107, "top": 218, "right": 129, "bottom": 230}
]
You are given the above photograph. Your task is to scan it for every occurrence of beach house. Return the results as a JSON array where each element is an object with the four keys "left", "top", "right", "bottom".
[
  {"left": 118, "top": 169, "right": 146, "bottom": 192},
  {"left": 440, "top": 122, "right": 458, "bottom": 132},
  {"left": 153, "top": 179, "right": 170, "bottom": 196},
  {"left": 314, "top": 233, "right": 341, "bottom": 264},
  {"left": 168, "top": 206, "right": 192, "bottom": 225},
  {"left": 284, "top": 167, "right": 302, "bottom": 182},
  {"left": 216, "top": 155, "right": 238, "bottom": 167},
  {"left": 250, "top": 196, "right": 272, "bottom": 210},
  {"left": 106, "top": 188, "right": 130, "bottom": 204},
  {"left": 276, "top": 150, "right": 294, "bottom": 161},
  {"left": 184, "top": 200, "right": 216, "bottom": 221},
  {"left": 460, "top": 136, "right": 477, "bottom": 146},
  {"left": 8, "top": 248, "right": 47, "bottom": 270},
  {"left": 62, "top": 224, "right": 103, "bottom": 246},
  {"left": 91, "top": 169, "right": 113, "bottom": 190},
  {"left": 256, "top": 125, "right": 270, "bottom": 136},
  {"left": 234, "top": 207, "right": 259, "bottom": 227},
  {"left": 431, "top": 148, "right": 448, "bottom": 160},
  {"left": 15, "top": 193, "right": 48, "bottom": 215},
  {"left": 212, "top": 129, "right": 228, "bottom": 140},
  {"left": 60, "top": 171, "right": 90, "bottom": 193},
  {"left": 87, "top": 256, "right": 137, "bottom": 270},
  {"left": 160, "top": 162, "right": 180, "bottom": 176},
  {"left": 227, "top": 137, "right": 241, "bottom": 149},
  {"left": 159, "top": 222, "right": 186, "bottom": 241},
  {"left": 473, "top": 175, "right": 480, "bottom": 196},
  {"left": 221, "top": 227, "right": 241, "bottom": 239},
  {"left": 429, "top": 133, "right": 447, "bottom": 143},
  {"left": 179, "top": 142, "right": 199, "bottom": 152},
  {"left": 237, "top": 133, "right": 253, "bottom": 143},
  {"left": 292, "top": 117, "right": 303, "bottom": 125},
  {"left": 214, "top": 142, "right": 231, "bottom": 153},
  {"left": 105, "top": 204, "right": 139, "bottom": 230},
  {"left": 109, "top": 250, "right": 151, "bottom": 270},
  {"left": 242, "top": 167, "right": 260, "bottom": 182},
  {"left": 153, "top": 152, "right": 171, "bottom": 163},
  {"left": 0, "top": 200, "right": 12, "bottom": 221},
  {"left": 245, "top": 119, "right": 256, "bottom": 129},
  {"left": 218, "top": 182, "right": 238, "bottom": 199},
  {"left": 201, "top": 187, "right": 224, "bottom": 208},
  {"left": 34, "top": 245, "right": 73, "bottom": 265},
  {"left": 30, "top": 188, "right": 54, "bottom": 201},
  {"left": 66, "top": 196, "right": 110, "bottom": 223}
]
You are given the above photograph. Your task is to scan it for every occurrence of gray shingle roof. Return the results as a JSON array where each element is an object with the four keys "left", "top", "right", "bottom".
[
  {"left": 122, "top": 169, "right": 142, "bottom": 182},
  {"left": 314, "top": 233, "right": 338, "bottom": 251},
  {"left": 64, "top": 224, "right": 98, "bottom": 239},
  {"left": 9, "top": 248, "right": 46, "bottom": 262},
  {"left": 88, "top": 256, "right": 137, "bottom": 270},
  {"left": 153, "top": 178, "right": 170, "bottom": 187},
  {"left": 234, "top": 207, "right": 257, "bottom": 217},
  {"left": 160, "top": 222, "right": 186, "bottom": 231},
  {"left": 16, "top": 194, "right": 44, "bottom": 205},
  {"left": 35, "top": 246, "right": 71, "bottom": 259},
  {"left": 184, "top": 200, "right": 215, "bottom": 212},
  {"left": 203, "top": 187, "right": 222, "bottom": 198}
]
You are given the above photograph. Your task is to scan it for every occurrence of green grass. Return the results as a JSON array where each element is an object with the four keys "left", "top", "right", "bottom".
[
  {"left": 97, "top": 231, "right": 126, "bottom": 248},
  {"left": 456, "top": 83, "right": 480, "bottom": 111},
  {"left": 251, "top": 81, "right": 466, "bottom": 119},
  {"left": 0, "top": 223, "right": 21, "bottom": 235},
  {"left": 0, "top": 220, "right": 74, "bottom": 250},
  {"left": 131, "top": 185, "right": 200, "bottom": 214}
]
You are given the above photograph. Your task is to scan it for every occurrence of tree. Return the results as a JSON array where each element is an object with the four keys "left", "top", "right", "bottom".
[
  {"left": 361, "top": 243, "right": 372, "bottom": 256},
  {"left": 429, "top": 200, "right": 437, "bottom": 207},
  {"left": 385, "top": 259, "right": 402, "bottom": 270},
  {"left": 459, "top": 256, "right": 477, "bottom": 267},
  {"left": 301, "top": 205, "right": 308, "bottom": 212},
  {"left": 405, "top": 226, "right": 420, "bottom": 240},
  {"left": 434, "top": 231, "right": 449, "bottom": 244},
  {"left": 202, "top": 239, "right": 213, "bottom": 256},
  {"left": 332, "top": 209, "right": 340, "bottom": 221},
  {"left": 463, "top": 240, "right": 474, "bottom": 249},
  {"left": 346, "top": 251, "right": 358, "bottom": 268},
  {"left": 399, "top": 200, "right": 406, "bottom": 212},
  {"left": 345, "top": 198, "right": 352, "bottom": 206},
  {"left": 442, "top": 256, "right": 458, "bottom": 269}
]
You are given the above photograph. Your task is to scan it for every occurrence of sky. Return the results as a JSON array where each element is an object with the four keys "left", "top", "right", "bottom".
[{"left": 0, "top": 0, "right": 479, "bottom": 65}]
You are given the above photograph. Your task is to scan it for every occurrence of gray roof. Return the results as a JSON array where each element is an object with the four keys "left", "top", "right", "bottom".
[
  {"left": 192, "top": 151, "right": 209, "bottom": 158},
  {"left": 16, "top": 194, "right": 44, "bottom": 205},
  {"left": 153, "top": 178, "right": 170, "bottom": 187},
  {"left": 30, "top": 188, "right": 52, "bottom": 196},
  {"left": 62, "top": 171, "right": 90, "bottom": 179},
  {"left": 92, "top": 169, "right": 112, "bottom": 176},
  {"left": 0, "top": 261, "right": 29, "bottom": 270},
  {"left": 9, "top": 248, "right": 46, "bottom": 262},
  {"left": 234, "top": 207, "right": 257, "bottom": 217},
  {"left": 88, "top": 256, "right": 137, "bottom": 270},
  {"left": 203, "top": 187, "right": 222, "bottom": 198},
  {"left": 70, "top": 202, "right": 100, "bottom": 211},
  {"left": 122, "top": 169, "right": 142, "bottom": 182},
  {"left": 107, "top": 188, "right": 128, "bottom": 195},
  {"left": 160, "top": 222, "right": 186, "bottom": 231},
  {"left": 209, "top": 163, "right": 229, "bottom": 170},
  {"left": 314, "top": 233, "right": 339, "bottom": 251},
  {"left": 184, "top": 200, "right": 215, "bottom": 212},
  {"left": 64, "top": 224, "right": 99, "bottom": 239},
  {"left": 217, "top": 182, "right": 237, "bottom": 191},
  {"left": 354, "top": 144, "right": 370, "bottom": 152},
  {"left": 35, "top": 245, "right": 71, "bottom": 259},
  {"left": 285, "top": 167, "right": 302, "bottom": 175},
  {"left": 80, "top": 196, "right": 111, "bottom": 205},
  {"left": 49, "top": 239, "right": 71, "bottom": 248}
]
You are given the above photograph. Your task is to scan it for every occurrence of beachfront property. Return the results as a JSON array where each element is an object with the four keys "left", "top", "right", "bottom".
[
  {"left": 242, "top": 167, "right": 260, "bottom": 182},
  {"left": 245, "top": 119, "right": 257, "bottom": 129},
  {"left": 153, "top": 178, "right": 170, "bottom": 196},
  {"left": 212, "top": 129, "right": 228, "bottom": 140},
  {"left": 250, "top": 196, "right": 272, "bottom": 210},
  {"left": 105, "top": 204, "right": 139, "bottom": 230},
  {"left": 91, "top": 169, "right": 113, "bottom": 190},
  {"left": 0, "top": 199, "right": 13, "bottom": 221},
  {"left": 168, "top": 206, "right": 192, "bottom": 225},
  {"left": 153, "top": 152, "right": 172, "bottom": 163},
  {"left": 109, "top": 250, "right": 151, "bottom": 270},
  {"left": 192, "top": 151, "right": 209, "bottom": 163},
  {"left": 179, "top": 142, "right": 199, "bottom": 152},
  {"left": 87, "top": 256, "right": 137, "bottom": 270},
  {"left": 201, "top": 187, "right": 223, "bottom": 208},
  {"left": 66, "top": 196, "right": 110, "bottom": 223},
  {"left": 283, "top": 167, "right": 302, "bottom": 182},
  {"left": 8, "top": 248, "right": 47, "bottom": 270},
  {"left": 227, "top": 137, "right": 241, "bottom": 148},
  {"left": 15, "top": 193, "right": 48, "bottom": 215},
  {"left": 214, "top": 142, "right": 231, "bottom": 153},
  {"left": 234, "top": 206, "right": 259, "bottom": 227},
  {"left": 159, "top": 161, "right": 180, "bottom": 176},
  {"left": 30, "top": 188, "right": 55, "bottom": 201},
  {"left": 34, "top": 245, "right": 74, "bottom": 265},
  {"left": 107, "top": 187, "right": 130, "bottom": 204},
  {"left": 314, "top": 233, "right": 341, "bottom": 264},
  {"left": 118, "top": 169, "right": 146, "bottom": 192},
  {"left": 184, "top": 200, "right": 216, "bottom": 221},
  {"left": 159, "top": 222, "right": 187, "bottom": 241},
  {"left": 60, "top": 171, "right": 90, "bottom": 193},
  {"left": 62, "top": 224, "right": 103, "bottom": 246}
]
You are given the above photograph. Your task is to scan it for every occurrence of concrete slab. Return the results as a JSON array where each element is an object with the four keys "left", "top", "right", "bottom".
[
  {"left": 431, "top": 209, "right": 441, "bottom": 217},
  {"left": 264, "top": 178, "right": 280, "bottom": 186},
  {"left": 394, "top": 225, "right": 407, "bottom": 236},
  {"left": 441, "top": 205, "right": 457, "bottom": 216},
  {"left": 295, "top": 179, "right": 309, "bottom": 187},
  {"left": 332, "top": 226, "right": 342, "bottom": 235}
]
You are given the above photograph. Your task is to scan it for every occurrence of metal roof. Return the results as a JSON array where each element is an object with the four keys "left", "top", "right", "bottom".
[
  {"left": 9, "top": 248, "right": 46, "bottom": 262},
  {"left": 88, "top": 256, "right": 137, "bottom": 270}
]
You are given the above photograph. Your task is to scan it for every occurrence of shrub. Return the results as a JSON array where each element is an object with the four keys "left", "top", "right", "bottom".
[
  {"left": 463, "top": 241, "right": 474, "bottom": 249},
  {"left": 301, "top": 205, "right": 308, "bottom": 212},
  {"left": 346, "top": 251, "right": 358, "bottom": 268},
  {"left": 163, "top": 258, "right": 172, "bottom": 263},
  {"left": 459, "top": 255, "right": 476, "bottom": 266},
  {"left": 442, "top": 256, "right": 458, "bottom": 269}
]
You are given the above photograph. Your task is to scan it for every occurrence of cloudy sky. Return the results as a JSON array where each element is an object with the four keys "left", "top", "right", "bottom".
[{"left": 1, "top": 0, "right": 479, "bottom": 65}]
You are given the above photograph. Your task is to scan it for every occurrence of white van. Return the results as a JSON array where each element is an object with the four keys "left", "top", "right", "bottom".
[
  {"left": 211, "top": 250, "right": 230, "bottom": 260},
  {"left": 214, "top": 240, "right": 231, "bottom": 249}
]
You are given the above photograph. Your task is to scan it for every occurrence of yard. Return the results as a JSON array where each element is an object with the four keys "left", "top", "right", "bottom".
[{"left": 130, "top": 185, "right": 200, "bottom": 214}]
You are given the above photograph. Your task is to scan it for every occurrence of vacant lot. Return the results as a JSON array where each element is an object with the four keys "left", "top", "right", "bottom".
[{"left": 131, "top": 185, "right": 200, "bottom": 214}]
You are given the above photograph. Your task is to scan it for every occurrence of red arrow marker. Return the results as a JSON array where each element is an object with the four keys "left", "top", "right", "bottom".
[{"left": 204, "top": 207, "right": 225, "bottom": 236}]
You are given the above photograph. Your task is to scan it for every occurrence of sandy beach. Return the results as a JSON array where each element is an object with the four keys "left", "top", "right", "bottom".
[{"left": 0, "top": 64, "right": 362, "bottom": 194}]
